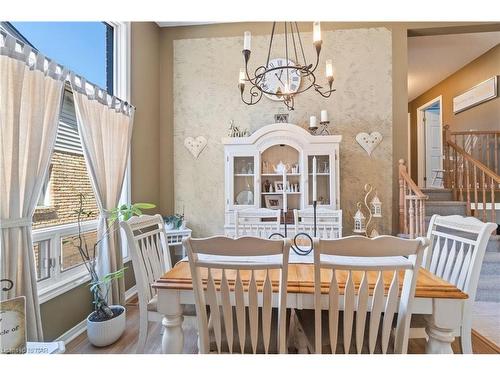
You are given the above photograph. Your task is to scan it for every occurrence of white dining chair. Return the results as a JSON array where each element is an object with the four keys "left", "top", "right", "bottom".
[
  {"left": 120, "top": 214, "right": 172, "bottom": 353},
  {"left": 296, "top": 235, "right": 427, "bottom": 354},
  {"left": 293, "top": 207, "right": 342, "bottom": 239},
  {"left": 184, "top": 235, "right": 291, "bottom": 353},
  {"left": 410, "top": 214, "right": 497, "bottom": 354},
  {"left": 234, "top": 208, "right": 281, "bottom": 238}
]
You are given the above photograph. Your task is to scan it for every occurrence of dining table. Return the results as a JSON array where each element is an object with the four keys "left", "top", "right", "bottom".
[{"left": 152, "top": 252, "right": 468, "bottom": 354}]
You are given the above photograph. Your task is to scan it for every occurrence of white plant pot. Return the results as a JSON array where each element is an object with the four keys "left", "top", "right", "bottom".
[{"left": 86, "top": 305, "right": 126, "bottom": 347}]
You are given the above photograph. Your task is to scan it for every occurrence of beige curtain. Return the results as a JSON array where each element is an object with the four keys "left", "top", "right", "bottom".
[
  {"left": 0, "top": 36, "right": 65, "bottom": 340},
  {"left": 71, "top": 79, "right": 134, "bottom": 306}
]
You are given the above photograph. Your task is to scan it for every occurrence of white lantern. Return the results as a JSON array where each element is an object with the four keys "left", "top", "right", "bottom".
[
  {"left": 370, "top": 192, "right": 382, "bottom": 218},
  {"left": 353, "top": 204, "right": 366, "bottom": 234}
]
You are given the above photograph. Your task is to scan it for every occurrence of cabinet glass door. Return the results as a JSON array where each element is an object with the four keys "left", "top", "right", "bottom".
[
  {"left": 308, "top": 155, "right": 331, "bottom": 206},
  {"left": 233, "top": 156, "right": 255, "bottom": 206}
]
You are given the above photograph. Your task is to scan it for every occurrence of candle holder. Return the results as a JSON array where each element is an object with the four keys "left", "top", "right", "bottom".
[
  {"left": 353, "top": 183, "right": 382, "bottom": 237},
  {"left": 309, "top": 121, "right": 330, "bottom": 135},
  {"left": 269, "top": 200, "right": 317, "bottom": 256}
]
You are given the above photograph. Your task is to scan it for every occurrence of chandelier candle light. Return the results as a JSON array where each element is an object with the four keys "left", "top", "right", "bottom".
[{"left": 239, "top": 22, "right": 336, "bottom": 110}]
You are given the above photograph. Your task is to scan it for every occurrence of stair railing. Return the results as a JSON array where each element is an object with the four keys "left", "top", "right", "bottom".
[
  {"left": 443, "top": 125, "right": 500, "bottom": 223},
  {"left": 445, "top": 127, "right": 500, "bottom": 176},
  {"left": 399, "top": 159, "right": 428, "bottom": 238}
]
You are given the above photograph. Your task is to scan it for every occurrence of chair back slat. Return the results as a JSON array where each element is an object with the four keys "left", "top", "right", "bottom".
[
  {"left": 184, "top": 235, "right": 291, "bottom": 354},
  {"left": 220, "top": 269, "right": 233, "bottom": 353},
  {"left": 120, "top": 214, "right": 172, "bottom": 310},
  {"left": 313, "top": 235, "right": 427, "bottom": 354},
  {"left": 294, "top": 207, "right": 342, "bottom": 239},
  {"left": 425, "top": 214, "right": 497, "bottom": 301},
  {"left": 355, "top": 272, "right": 369, "bottom": 354},
  {"left": 262, "top": 270, "right": 273, "bottom": 354},
  {"left": 381, "top": 271, "right": 400, "bottom": 353},
  {"left": 234, "top": 208, "right": 281, "bottom": 238}
]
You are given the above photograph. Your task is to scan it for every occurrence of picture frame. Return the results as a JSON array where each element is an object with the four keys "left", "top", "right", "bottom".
[
  {"left": 453, "top": 76, "right": 498, "bottom": 114},
  {"left": 274, "top": 181, "right": 284, "bottom": 192},
  {"left": 264, "top": 195, "right": 283, "bottom": 210}
]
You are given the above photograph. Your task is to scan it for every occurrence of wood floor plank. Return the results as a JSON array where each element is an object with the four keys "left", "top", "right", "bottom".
[{"left": 65, "top": 298, "right": 499, "bottom": 354}]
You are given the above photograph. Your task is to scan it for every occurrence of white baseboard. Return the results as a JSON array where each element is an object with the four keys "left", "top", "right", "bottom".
[
  {"left": 56, "top": 319, "right": 87, "bottom": 345},
  {"left": 55, "top": 285, "right": 137, "bottom": 346},
  {"left": 125, "top": 285, "right": 137, "bottom": 301}
]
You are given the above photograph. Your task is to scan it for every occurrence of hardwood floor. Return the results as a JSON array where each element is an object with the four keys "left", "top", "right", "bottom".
[{"left": 66, "top": 298, "right": 500, "bottom": 354}]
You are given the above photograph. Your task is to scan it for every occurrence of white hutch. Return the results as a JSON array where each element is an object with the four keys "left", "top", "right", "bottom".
[{"left": 222, "top": 123, "right": 342, "bottom": 235}]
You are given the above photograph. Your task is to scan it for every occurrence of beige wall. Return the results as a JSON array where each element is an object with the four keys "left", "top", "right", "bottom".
[
  {"left": 171, "top": 27, "right": 394, "bottom": 236},
  {"left": 131, "top": 22, "right": 161, "bottom": 209},
  {"left": 408, "top": 43, "right": 500, "bottom": 180}
]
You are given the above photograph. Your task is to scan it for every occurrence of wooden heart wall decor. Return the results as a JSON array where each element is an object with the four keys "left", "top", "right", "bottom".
[
  {"left": 184, "top": 136, "right": 207, "bottom": 159},
  {"left": 355, "top": 132, "right": 383, "bottom": 156}
]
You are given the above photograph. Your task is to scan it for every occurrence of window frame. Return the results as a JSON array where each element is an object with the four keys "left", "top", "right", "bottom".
[{"left": 33, "top": 21, "right": 131, "bottom": 303}]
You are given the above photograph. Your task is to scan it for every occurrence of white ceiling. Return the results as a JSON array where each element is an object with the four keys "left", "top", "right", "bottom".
[{"left": 408, "top": 32, "right": 500, "bottom": 101}]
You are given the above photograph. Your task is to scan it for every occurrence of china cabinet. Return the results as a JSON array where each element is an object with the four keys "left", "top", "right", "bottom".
[{"left": 222, "top": 123, "right": 342, "bottom": 235}]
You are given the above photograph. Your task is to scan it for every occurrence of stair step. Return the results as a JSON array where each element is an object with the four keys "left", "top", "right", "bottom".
[
  {"left": 476, "top": 275, "right": 500, "bottom": 302},
  {"left": 425, "top": 201, "right": 467, "bottom": 216},
  {"left": 421, "top": 188, "right": 453, "bottom": 201},
  {"left": 486, "top": 235, "right": 500, "bottom": 253}
]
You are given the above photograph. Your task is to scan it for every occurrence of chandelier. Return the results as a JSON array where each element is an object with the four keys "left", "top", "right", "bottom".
[{"left": 238, "top": 22, "right": 335, "bottom": 110}]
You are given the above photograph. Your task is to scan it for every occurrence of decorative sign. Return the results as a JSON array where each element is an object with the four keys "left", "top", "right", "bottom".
[
  {"left": 184, "top": 136, "right": 207, "bottom": 159},
  {"left": 453, "top": 76, "right": 498, "bottom": 114},
  {"left": 0, "top": 296, "right": 27, "bottom": 354},
  {"left": 355, "top": 131, "right": 383, "bottom": 156},
  {"left": 274, "top": 113, "right": 289, "bottom": 123}
]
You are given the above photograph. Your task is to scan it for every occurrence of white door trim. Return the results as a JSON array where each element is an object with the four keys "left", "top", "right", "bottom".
[{"left": 417, "top": 95, "right": 443, "bottom": 187}]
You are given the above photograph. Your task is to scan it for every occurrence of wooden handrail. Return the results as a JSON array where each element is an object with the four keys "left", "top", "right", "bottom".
[
  {"left": 399, "top": 161, "right": 426, "bottom": 198},
  {"left": 448, "top": 130, "right": 500, "bottom": 136},
  {"left": 443, "top": 135, "right": 499, "bottom": 223},
  {"left": 444, "top": 125, "right": 500, "bottom": 176},
  {"left": 446, "top": 141, "right": 500, "bottom": 184},
  {"left": 399, "top": 159, "right": 428, "bottom": 239}
]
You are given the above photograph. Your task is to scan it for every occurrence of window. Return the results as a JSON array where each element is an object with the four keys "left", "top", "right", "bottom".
[{"left": 6, "top": 22, "right": 131, "bottom": 302}]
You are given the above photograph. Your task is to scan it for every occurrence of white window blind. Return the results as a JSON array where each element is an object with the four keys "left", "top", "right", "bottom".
[{"left": 55, "top": 89, "right": 83, "bottom": 155}]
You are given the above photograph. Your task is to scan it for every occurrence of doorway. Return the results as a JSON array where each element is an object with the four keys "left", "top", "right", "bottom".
[{"left": 417, "top": 96, "right": 443, "bottom": 188}]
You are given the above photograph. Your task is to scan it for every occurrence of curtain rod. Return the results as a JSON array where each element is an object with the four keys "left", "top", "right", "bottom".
[{"left": 0, "top": 30, "right": 136, "bottom": 112}]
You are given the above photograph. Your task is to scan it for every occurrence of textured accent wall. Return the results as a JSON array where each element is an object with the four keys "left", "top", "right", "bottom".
[{"left": 173, "top": 27, "right": 393, "bottom": 236}]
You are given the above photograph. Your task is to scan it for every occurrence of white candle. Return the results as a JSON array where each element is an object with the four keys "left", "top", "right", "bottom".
[
  {"left": 321, "top": 110, "right": 328, "bottom": 122},
  {"left": 309, "top": 115, "right": 317, "bottom": 129},
  {"left": 326, "top": 59, "right": 334, "bottom": 79},
  {"left": 312, "top": 156, "right": 317, "bottom": 202},
  {"left": 313, "top": 21, "right": 321, "bottom": 43},
  {"left": 282, "top": 168, "right": 287, "bottom": 213},
  {"left": 243, "top": 31, "right": 251, "bottom": 50}
]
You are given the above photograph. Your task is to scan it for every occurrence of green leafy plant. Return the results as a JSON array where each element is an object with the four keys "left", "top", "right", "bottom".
[
  {"left": 163, "top": 213, "right": 184, "bottom": 229},
  {"left": 75, "top": 194, "right": 156, "bottom": 321}
]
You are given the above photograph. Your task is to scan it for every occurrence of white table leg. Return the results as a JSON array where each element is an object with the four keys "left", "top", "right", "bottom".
[
  {"left": 158, "top": 289, "right": 184, "bottom": 354},
  {"left": 425, "top": 298, "right": 463, "bottom": 354}
]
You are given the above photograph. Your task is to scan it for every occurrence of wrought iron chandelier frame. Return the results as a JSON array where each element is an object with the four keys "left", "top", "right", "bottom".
[{"left": 239, "top": 22, "right": 336, "bottom": 110}]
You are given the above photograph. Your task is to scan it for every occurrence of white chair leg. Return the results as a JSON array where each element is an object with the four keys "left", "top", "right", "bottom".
[
  {"left": 460, "top": 325, "right": 473, "bottom": 354},
  {"left": 136, "top": 313, "right": 149, "bottom": 354}
]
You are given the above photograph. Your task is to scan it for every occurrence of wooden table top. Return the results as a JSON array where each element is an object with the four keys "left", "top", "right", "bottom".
[{"left": 153, "top": 261, "right": 468, "bottom": 300}]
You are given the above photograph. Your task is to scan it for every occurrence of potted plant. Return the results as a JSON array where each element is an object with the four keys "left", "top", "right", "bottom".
[
  {"left": 163, "top": 213, "right": 185, "bottom": 230},
  {"left": 74, "top": 194, "right": 155, "bottom": 347}
]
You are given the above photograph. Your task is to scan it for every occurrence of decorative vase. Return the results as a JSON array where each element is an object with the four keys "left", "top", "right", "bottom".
[
  {"left": 180, "top": 220, "right": 187, "bottom": 230},
  {"left": 86, "top": 305, "right": 126, "bottom": 347}
]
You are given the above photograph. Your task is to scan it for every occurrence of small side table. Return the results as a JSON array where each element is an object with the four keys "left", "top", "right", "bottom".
[{"left": 164, "top": 226, "right": 192, "bottom": 258}]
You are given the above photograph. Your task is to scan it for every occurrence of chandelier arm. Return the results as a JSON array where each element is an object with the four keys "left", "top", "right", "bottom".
[
  {"left": 290, "top": 22, "right": 299, "bottom": 64},
  {"left": 285, "top": 22, "right": 290, "bottom": 89},
  {"left": 265, "top": 22, "right": 276, "bottom": 69},
  {"left": 295, "top": 23, "right": 309, "bottom": 68},
  {"left": 240, "top": 84, "right": 263, "bottom": 106},
  {"left": 314, "top": 85, "right": 336, "bottom": 98}
]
